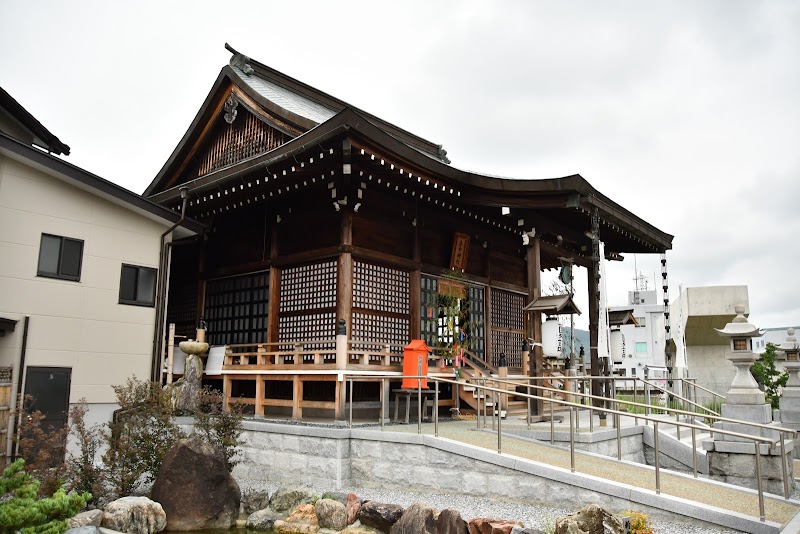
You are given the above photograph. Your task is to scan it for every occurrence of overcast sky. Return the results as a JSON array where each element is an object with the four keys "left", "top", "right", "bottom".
[{"left": 1, "top": 1, "right": 798, "bottom": 330}]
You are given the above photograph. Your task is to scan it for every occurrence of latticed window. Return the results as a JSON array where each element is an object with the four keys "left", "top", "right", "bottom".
[
  {"left": 352, "top": 261, "right": 409, "bottom": 349},
  {"left": 278, "top": 260, "right": 337, "bottom": 349},
  {"left": 490, "top": 289, "right": 525, "bottom": 367},
  {"left": 204, "top": 271, "right": 269, "bottom": 346}
]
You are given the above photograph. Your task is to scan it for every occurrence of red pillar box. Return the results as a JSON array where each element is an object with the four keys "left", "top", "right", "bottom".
[{"left": 402, "top": 340, "right": 432, "bottom": 389}]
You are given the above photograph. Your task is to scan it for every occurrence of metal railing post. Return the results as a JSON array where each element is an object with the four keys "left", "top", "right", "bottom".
[
  {"left": 616, "top": 411, "right": 622, "bottom": 460},
  {"left": 654, "top": 421, "right": 661, "bottom": 494},
  {"left": 476, "top": 380, "right": 482, "bottom": 430},
  {"left": 434, "top": 380, "right": 439, "bottom": 437},
  {"left": 570, "top": 406, "right": 576, "bottom": 472},
  {"left": 633, "top": 379, "right": 639, "bottom": 426},
  {"left": 755, "top": 441, "right": 765, "bottom": 521},
  {"left": 691, "top": 427, "right": 697, "bottom": 478},
  {"left": 550, "top": 389, "right": 555, "bottom": 445},
  {"left": 348, "top": 379, "right": 353, "bottom": 428},
  {"left": 417, "top": 376, "right": 422, "bottom": 435},
  {"left": 497, "top": 388, "right": 502, "bottom": 454}
]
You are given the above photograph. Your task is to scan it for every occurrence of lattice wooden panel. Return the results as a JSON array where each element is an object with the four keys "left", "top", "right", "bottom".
[
  {"left": 352, "top": 312, "right": 409, "bottom": 349},
  {"left": 278, "top": 312, "right": 336, "bottom": 348},
  {"left": 491, "top": 289, "right": 525, "bottom": 331},
  {"left": 166, "top": 277, "right": 198, "bottom": 339},
  {"left": 204, "top": 271, "right": 269, "bottom": 346},
  {"left": 468, "top": 285, "right": 486, "bottom": 359},
  {"left": 420, "top": 275, "right": 439, "bottom": 350},
  {"left": 490, "top": 330, "right": 524, "bottom": 367},
  {"left": 353, "top": 261, "right": 409, "bottom": 314},
  {"left": 279, "top": 261, "right": 337, "bottom": 312},
  {"left": 198, "top": 111, "right": 287, "bottom": 177}
]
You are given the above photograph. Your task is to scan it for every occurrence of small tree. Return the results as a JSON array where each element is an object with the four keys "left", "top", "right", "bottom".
[
  {"left": 751, "top": 342, "right": 788, "bottom": 409},
  {"left": 64, "top": 400, "right": 105, "bottom": 505},
  {"left": 0, "top": 459, "right": 89, "bottom": 534},
  {"left": 16, "top": 397, "right": 69, "bottom": 497}
]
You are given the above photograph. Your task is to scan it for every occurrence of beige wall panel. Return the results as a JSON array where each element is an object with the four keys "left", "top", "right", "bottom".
[
  {"left": 88, "top": 224, "right": 159, "bottom": 266},
  {"left": 0, "top": 206, "right": 92, "bottom": 250},
  {"left": 0, "top": 165, "right": 94, "bottom": 224},
  {"left": 70, "top": 384, "right": 118, "bottom": 404},
  {"left": 24, "top": 315, "right": 83, "bottom": 352},
  {"left": 81, "top": 255, "right": 122, "bottom": 292},
  {"left": 21, "top": 347, "right": 79, "bottom": 370},
  {"left": 90, "top": 200, "right": 164, "bottom": 237},
  {"left": 0, "top": 277, "right": 84, "bottom": 318},
  {"left": 78, "top": 319, "right": 154, "bottom": 355},
  {"left": 0, "top": 240, "right": 37, "bottom": 280},
  {"left": 80, "top": 287, "right": 155, "bottom": 325},
  {"left": 77, "top": 351, "right": 149, "bottom": 385}
]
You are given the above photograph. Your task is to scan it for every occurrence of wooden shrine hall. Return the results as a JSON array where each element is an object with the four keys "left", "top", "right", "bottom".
[{"left": 145, "top": 44, "right": 674, "bottom": 420}]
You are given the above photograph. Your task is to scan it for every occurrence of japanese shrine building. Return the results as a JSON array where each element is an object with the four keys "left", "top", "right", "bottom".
[{"left": 145, "top": 45, "right": 673, "bottom": 417}]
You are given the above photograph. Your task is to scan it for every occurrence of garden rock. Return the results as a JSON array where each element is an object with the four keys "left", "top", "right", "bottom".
[
  {"left": 242, "top": 489, "right": 272, "bottom": 515},
  {"left": 390, "top": 502, "right": 438, "bottom": 533},
  {"left": 358, "top": 501, "right": 404, "bottom": 532},
  {"left": 271, "top": 486, "right": 320, "bottom": 516},
  {"left": 555, "top": 504, "right": 624, "bottom": 534},
  {"left": 102, "top": 496, "right": 167, "bottom": 534},
  {"left": 316, "top": 498, "right": 348, "bottom": 530},
  {"left": 321, "top": 490, "right": 349, "bottom": 506},
  {"left": 150, "top": 436, "right": 240, "bottom": 531},
  {"left": 68, "top": 509, "right": 104, "bottom": 528},
  {"left": 247, "top": 509, "right": 278, "bottom": 530},
  {"left": 346, "top": 492, "right": 361, "bottom": 524},
  {"left": 339, "top": 524, "right": 384, "bottom": 534},
  {"left": 437, "top": 508, "right": 469, "bottom": 534},
  {"left": 511, "top": 527, "right": 546, "bottom": 534},
  {"left": 275, "top": 503, "right": 320, "bottom": 533},
  {"left": 64, "top": 528, "right": 98, "bottom": 534},
  {"left": 468, "top": 518, "right": 523, "bottom": 534}
]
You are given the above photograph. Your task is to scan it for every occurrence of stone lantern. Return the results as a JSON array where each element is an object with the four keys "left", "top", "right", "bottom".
[
  {"left": 714, "top": 303, "right": 766, "bottom": 407},
  {"left": 779, "top": 328, "right": 800, "bottom": 432}
]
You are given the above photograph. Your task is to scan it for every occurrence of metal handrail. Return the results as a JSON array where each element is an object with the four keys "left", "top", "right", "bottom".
[{"left": 344, "top": 374, "right": 794, "bottom": 522}]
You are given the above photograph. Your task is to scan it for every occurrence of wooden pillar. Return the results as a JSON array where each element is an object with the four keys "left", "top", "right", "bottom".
[
  {"left": 588, "top": 207, "right": 602, "bottom": 406},
  {"left": 267, "top": 224, "right": 280, "bottom": 343},
  {"left": 292, "top": 376, "right": 302, "bottom": 420},
  {"left": 255, "top": 376, "right": 265, "bottom": 417},
  {"left": 409, "top": 216, "right": 421, "bottom": 340},
  {"left": 527, "top": 239, "right": 543, "bottom": 416},
  {"left": 337, "top": 211, "right": 354, "bottom": 336}
]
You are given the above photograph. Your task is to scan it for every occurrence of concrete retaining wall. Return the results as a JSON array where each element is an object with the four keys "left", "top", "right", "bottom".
[{"left": 230, "top": 421, "right": 783, "bottom": 533}]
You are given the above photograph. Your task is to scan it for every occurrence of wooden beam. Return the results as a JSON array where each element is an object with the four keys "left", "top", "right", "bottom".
[{"left": 292, "top": 375, "right": 303, "bottom": 419}]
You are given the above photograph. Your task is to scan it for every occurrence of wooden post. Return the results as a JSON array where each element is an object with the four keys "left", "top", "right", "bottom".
[
  {"left": 166, "top": 323, "right": 176, "bottom": 385},
  {"left": 410, "top": 215, "right": 421, "bottom": 340},
  {"left": 292, "top": 375, "right": 302, "bottom": 420},
  {"left": 267, "top": 224, "right": 280, "bottom": 343},
  {"left": 528, "top": 239, "right": 543, "bottom": 416},
  {"left": 255, "top": 376, "right": 265, "bottom": 417}
]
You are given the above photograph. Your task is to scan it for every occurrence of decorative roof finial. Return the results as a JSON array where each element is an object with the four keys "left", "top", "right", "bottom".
[{"left": 229, "top": 52, "right": 254, "bottom": 76}]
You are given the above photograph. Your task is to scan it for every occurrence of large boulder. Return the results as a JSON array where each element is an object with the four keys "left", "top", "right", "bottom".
[
  {"left": 468, "top": 518, "right": 523, "bottom": 534},
  {"left": 248, "top": 509, "right": 279, "bottom": 530},
  {"left": 340, "top": 524, "right": 384, "bottom": 534},
  {"left": 68, "top": 509, "right": 103, "bottom": 528},
  {"left": 554, "top": 505, "right": 624, "bottom": 534},
  {"left": 438, "top": 509, "right": 469, "bottom": 534},
  {"left": 102, "top": 496, "right": 166, "bottom": 534},
  {"left": 270, "top": 486, "right": 320, "bottom": 516},
  {"left": 150, "top": 436, "right": 240, "bottom": 531},
  {"left": 316, "top": 498, "right": 348, "bottom": 530},
  {"left": 390, "top": 502, "right": 438, "bottom": 533},
  {"left": 511, "top": 527, "right": 546, "bottom": 534},
  {"left": 358, "top": 501, "right": 404, "bottom": 532},
  {"left": 275, "top": 503, "right": 320, "bottom": 533},
  {"left": 64, "top": 528, "right": 98, "bottom": 534},
  {"left": 321, "top": 490, "right": 350, "bottom": 506}
]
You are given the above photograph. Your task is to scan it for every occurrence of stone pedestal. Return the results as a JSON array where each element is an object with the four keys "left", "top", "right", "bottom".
[{"left": 778, "top": 329, "right": 800, "bottom": 457}]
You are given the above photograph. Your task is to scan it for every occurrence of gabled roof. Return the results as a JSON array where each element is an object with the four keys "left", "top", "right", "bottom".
[
  {"left": 0, "top": 86, "right": 70, "bottom": 156},
  {"left": 0, "top": 131, "right": 204, "bottom": 237},
  {"left": 523, "top": 294, "right": 582, "bottom": 315},
  {"left": 608, "top": 309, "right": 639, "bottom": 326},
  {"left": 145, "top": 44, "right": 449, "bottom": 197}
]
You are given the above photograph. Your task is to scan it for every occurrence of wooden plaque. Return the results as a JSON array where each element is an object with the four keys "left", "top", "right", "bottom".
[{"left": 450, "top": 232, "right": 470, "bottom": 271}]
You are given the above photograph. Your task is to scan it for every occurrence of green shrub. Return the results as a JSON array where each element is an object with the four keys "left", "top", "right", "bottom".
[
  {"left": 0, "top": 459, "right": 89, "bottom": 534},
  {"left": 102, "top": 378, "right": 185, "bottom": 498},
  {"left": 64, "top": 400, "right": 105, "bottom": 505},
  {"left": 194, "top": 387, "right": 244, "bottom": 472},
  {"left": 751, "top": 343, "right": 788, "bottom": 409},
  {"left": 16, "top": 399, "right": 68, "bottom": 497},
  {"left": 624, "top": 510, "right": 654, "bottom": 534}
]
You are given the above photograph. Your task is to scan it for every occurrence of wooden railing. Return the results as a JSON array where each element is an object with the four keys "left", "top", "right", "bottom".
[{"left": 224, "top": 339, "right": 403, "bottom": 368}]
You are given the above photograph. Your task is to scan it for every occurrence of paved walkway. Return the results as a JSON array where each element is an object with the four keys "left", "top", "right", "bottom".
[{"left": 383, "top": 416, "right": 800, "bottom": 526}]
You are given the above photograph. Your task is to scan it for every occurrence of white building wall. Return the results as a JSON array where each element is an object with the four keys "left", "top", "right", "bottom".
[
  {"left": 0, "top": 154, "right": 165, "bottom": 407},
  {"left": 611, "top": 290, "right": 667, "bottom": 380}
]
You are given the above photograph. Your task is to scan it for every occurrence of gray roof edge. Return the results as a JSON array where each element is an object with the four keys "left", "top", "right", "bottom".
[
  {"left": 0, "top": 86, "right": 70, "bottom": 156},
  {"left": 0, "top": 132, "right": 204, "bottom": 235}
]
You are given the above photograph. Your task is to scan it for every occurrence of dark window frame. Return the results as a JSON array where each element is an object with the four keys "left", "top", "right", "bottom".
[
  {"left": 37, "top": 233, "right": 84, "bottom": 282},
  {"left": 118, "top": 264, "right": 158, "bottom": 307}
]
